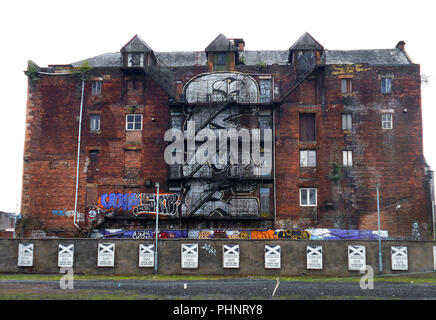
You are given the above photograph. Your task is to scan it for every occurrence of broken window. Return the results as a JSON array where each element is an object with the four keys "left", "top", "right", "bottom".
[
  {"left": 300, "top": 188, "right": 317, "bottom": 206},
  {"left": 300, "top": 150, "right": 316, "bottom": 167},
  {"left": 299, "top": 113, "right": 316, "bottom": 142},
  {"left": 341, "top": 78, "right": 352, "bottom": 94},
  {"left": 382, "top": 113, "right": 393, "bottom": 129},
  {"left": 381, "top": 78, "right": 392, "bottom": 94},
  {"left": 259, "top": 79, "right": 272, "bottom": 103},
  {"left": 342, "top": 113, "right": 352, "bottom": 130},
  {"left": 343, "top": 150, "right": 353, "bottom": 167},
  {"left": 127, "top": 53, "right": 144, "bottom": 67},
  {"left": 216, "top": 53, "right": 227, "bottom": 65},
  {"left": 90, "top": 114, "right": 100, "bottom": 131},
  {"left": 260, "top": 187, "right": 271, "bottom": 215},
  {"left": 91, "top": 81, "right": 102, "bottom": 95},
  {"left": 126, "top": 114, "right": 143, "bottom": 131}
]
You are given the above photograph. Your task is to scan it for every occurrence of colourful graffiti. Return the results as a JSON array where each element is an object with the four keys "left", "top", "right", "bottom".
[
  {"left": 98, "top": 228, "right": 389, "bottom": 240},
  {"left": 98, "top": 193, "right": 140, "bottom": 211},
  {"left": 134, "top": 193, "right": 181, "bottom": 216},
  {"left": 277, "top": 229, "right": 311, "bottom": 240}
]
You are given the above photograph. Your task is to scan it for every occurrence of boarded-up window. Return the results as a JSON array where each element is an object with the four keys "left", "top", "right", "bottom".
[
  {"left": 260, "top": 187, "right": 271, "bottom": 215},
  {"left": 299, "top": 113, "right": 316, "bottom": 142},
  {"left": 341, "top": 78, "right": 352, "bottom": 94},
  {"left": 259, "top": 79, "right": 272, "bottom": 103},
  {"left": 342, "top": 113, "right": 352, "bottom": 130}
]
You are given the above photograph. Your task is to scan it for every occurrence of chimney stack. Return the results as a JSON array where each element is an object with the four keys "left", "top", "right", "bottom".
[{"left": 396, "top": 41, "right": 406, "bottom": 51}]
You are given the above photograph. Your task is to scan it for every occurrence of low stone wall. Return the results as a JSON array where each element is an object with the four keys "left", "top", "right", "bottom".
[{"left": 0, "top": 239, "right": 435, "bottom": 276}]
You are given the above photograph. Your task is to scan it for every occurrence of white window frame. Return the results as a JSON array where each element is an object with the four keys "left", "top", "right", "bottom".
[
  {"left": 342, "top": 113, "right": 352, "bottom": 130},
  {"left": 343, "top": 150, "right": 353, "bottom": 167},
  {"left": 382, "top": 113, "right": 393, "bottom": 130},
  {"left": 127, "top": 53, "right": 144, "bottom": 67},
  {"left": 300, "top": 188, "right": 317, "bottom": 207},
  {"left": 91, "top": 81, "right": 102, "bottom": 95},
  {"left": 300, "top": 150, "right": 317, "bottom": 167},
  {"left": 341, "top": 78, "right": 352, "bottom": 94},
  {"left": 126, "top": 114, "right": 143, "bottom": 131},
  {"left": 90, "top": 114, "right": 100, "bottom": 131},
  {"left": 381, "top": 78, "right": 392, "bottom": 94}
]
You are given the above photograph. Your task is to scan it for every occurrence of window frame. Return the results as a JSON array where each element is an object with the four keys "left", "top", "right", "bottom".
[
  {"left": 299, "top": 188, "right": 317, "bottom": 207},
  {"left": 91, "top": 81, "right": 102, "bottom": 96},
  {"left": 381, "top": 78, "right": 392, "bottom": 94},
  {"left": 342, "top": 113, "right": 352, "bottom": 130},
  {"left": 343, "top": 150, "right": 353, "bottom": 167},
  {"left": 90, "top": 114, "right": 101, "bottom": 132},
  {"left": 126, "top": 114, "right": 143, "bottom": 131},
  {"left": 382, "top": 113, "right": 393, "bottom": 130},
  {"left": 300, "top": 150, "right": 317, "bottom": 168},
  {"left": 341, "top": 78, "right": 352, "bottom": 94}
]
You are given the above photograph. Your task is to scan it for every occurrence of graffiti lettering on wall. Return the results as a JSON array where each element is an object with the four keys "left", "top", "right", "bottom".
[
  {"left": 52, "top": 210, "right": 85, "bottom": 222},
  {"left": 96, "top": 192, "right": 181, "bottom": 217},
  {"left": 134, "top": 193, "right": 181, "bottom": 216},
  {"left": 201, "top": 243, "right": 216, "bottom": 256},
  {"left": 277, "top": 229, "right": 311, "bottom": 240},
  {"left": 98, "top": 228, "right": 389, "bottom": 240},
  {"left": 98, "top": 193, "right": 140, "bottom": 211}
]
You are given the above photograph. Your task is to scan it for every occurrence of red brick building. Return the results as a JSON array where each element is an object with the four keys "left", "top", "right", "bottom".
[{"left": 21, "top": 33, "right": 434, "bottom": 239}]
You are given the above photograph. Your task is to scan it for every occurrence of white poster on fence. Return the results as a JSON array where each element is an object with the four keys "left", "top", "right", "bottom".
[
  {"left": 58, "top": 244, "right": 74, "bottom": 267},
  {"left": 265, "top": 245, "right": 281, "bottom": 269},
  {"left": 307, "top": 246, "right": 323, "bottom": 270},
  {"left": 139, "top": 244, "right": 154, "bottom": 268},
  {"left": 97, "top": 243, "right": 115, "bottom": 267},
  {"left": 434, "top": 246, "right": 436, "bottom": 271},
  {"left": 348, "top": 245, "right": 366, "bottom": 271},
  {"left": 223, "top": 245, "right": 240, "bottom": 269},
  {"left": 18, "top": 243, "right": 33, "bottom": 267},
  {"left": 181, "top": 244, "right": 198, "bottom": 269},
  {"left": 391, "top": 246, "right": 408, "bottom": 271}
]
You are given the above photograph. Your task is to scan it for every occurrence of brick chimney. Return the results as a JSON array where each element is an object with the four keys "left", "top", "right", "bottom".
[{"left": 396, "top": 41, "right": 406, "bottom": 51}]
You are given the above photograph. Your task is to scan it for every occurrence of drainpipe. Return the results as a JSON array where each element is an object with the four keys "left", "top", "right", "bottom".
[
  {"left": 273, "top": 107, "right": 277, "bottom": 225},
  {"left": 376, "top": 184, "right": 383, "bottom": 274},
  {"left": 154, "top": 182, "right": 160, "bottom": 274},
  {"left": 73, "top": 80, "right": 85, "bottom": 231}
]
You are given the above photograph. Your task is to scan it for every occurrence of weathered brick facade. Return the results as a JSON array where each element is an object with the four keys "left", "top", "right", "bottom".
[{"left": 20, "top": 33, "right": 434, "bottom": 239}]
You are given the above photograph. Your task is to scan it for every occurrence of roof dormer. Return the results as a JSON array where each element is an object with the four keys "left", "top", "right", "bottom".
[
  {"left": 121, "top": 35, "right": 157, "bottom": 68},
  {"left": 205, "top": 33, "right": 238, "bottom": 71},
  {"left": 288, "top": 32, "right": 324, "bottom": 66}
]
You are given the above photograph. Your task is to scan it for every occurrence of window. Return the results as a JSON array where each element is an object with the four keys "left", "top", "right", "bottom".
[
  {"left": 216, "top": 53, "right": 227, "bottom": 65},
  {"left": 300, "top": 150, "right": 316, "bottom": 167},
  {"left": 382, "top": 113, "right": 393, "bottom": 129},
  {"left": 343, "top": 150, "right": 353, "bottom": 167},
  {"left": 342, "top": 113, "right": 352, "bottom": 130},
  {"left": 91, "top": 81, "right": 102, "bottom": 95},
  {"left": 381, "top": 78, "right": 392, "bottom": 94},
  {"left": 90, "top": 114, "right": 100, "bottom": 131},
  {"left": 126, "top": 114, "right": 143, "bottom": 131},
  {"left": 127, "top": 53, "right": 144, "bottom": 67},
  {"left": 299, "top": 113, "right": 316, "bottom": 142},
  {"left": 260, "top": 187, "right": 271, "bottom": 215},
  {"left": 341, "top": 78, "right": 352, "bottom": 94},
  {"left": 259, "top": 79, "right": 272, "bottom": 103},
  {"left": 300, "top": 188, "right": 317, "bottom": 206}
]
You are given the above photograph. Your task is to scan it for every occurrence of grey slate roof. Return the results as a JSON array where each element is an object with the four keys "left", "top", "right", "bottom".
[
  {"left": 71, "top": 48, "right": 412, "bottom": 68},
  {"left": 324, "top": 49, "right": 411, "bottom": 65},
  {"left": 289, "top": 32, "right": 324, "bottom": 51},
  {"left": 205, "top": 34, "right": 238, "bottom": 52}
]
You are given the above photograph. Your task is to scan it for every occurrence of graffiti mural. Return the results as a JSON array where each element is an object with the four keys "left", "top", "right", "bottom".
[
  {"left": 134, "top": 193, "right": 181, "bottom": 216},
  {"left": 98, "top": 228, "right": 389, "bottom": 240},
  {"left": 184, "top": 72, "right": 259, "bottom": 104},
  {"left": 98, "top": 193, "right": 140, "bottom": 211}
]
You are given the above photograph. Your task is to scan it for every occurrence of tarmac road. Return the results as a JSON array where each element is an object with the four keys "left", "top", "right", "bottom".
[{"left": 1, "top": 278, "right": 436, "bottom": 300}]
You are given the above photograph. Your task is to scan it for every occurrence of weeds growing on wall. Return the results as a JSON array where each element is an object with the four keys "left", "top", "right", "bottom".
[{"left": 72, "top": 60, "right": 93, "bottom": 81}]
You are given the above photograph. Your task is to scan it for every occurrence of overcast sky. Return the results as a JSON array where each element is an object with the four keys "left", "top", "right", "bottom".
[{"left": 0, "top": 0, "right": 435, "bottom": 213}]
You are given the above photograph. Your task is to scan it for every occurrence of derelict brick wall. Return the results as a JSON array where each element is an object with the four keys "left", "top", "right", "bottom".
[
  {"left": 0, "top": 239, "right": 434, "bottom": 276},
  {"left": 274, "top": 63, "right": 431, "bottom": 237}
]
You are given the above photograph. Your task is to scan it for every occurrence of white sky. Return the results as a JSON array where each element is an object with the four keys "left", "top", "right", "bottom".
[{"left": 0, "top": 0, "right": 435, "bottom": 213}]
